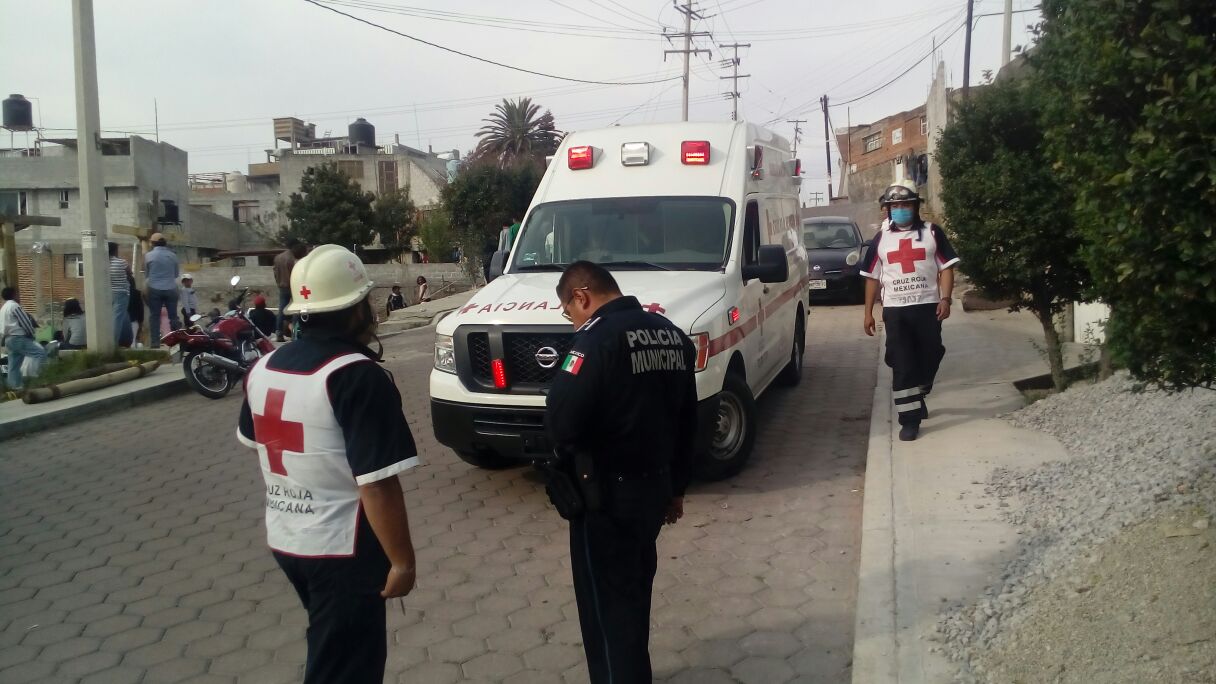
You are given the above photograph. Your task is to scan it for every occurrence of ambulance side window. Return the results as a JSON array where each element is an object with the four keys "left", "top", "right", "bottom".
[{"left": 742, "top": 201, "right": 760, "bottom": 268}]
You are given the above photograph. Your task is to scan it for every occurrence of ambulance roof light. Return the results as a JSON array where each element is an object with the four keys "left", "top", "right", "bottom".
[
  {"left": 681, "top": 140, "right": 710, "bottom": 165},
  {"left": 568, "top": 146, "right": 594, "bottom": 170},
  {"left": 621, "top": 142, "right": 649, "bottom": 166}
]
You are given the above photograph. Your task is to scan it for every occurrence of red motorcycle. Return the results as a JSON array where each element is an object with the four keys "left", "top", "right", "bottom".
[{"left": 161, "top": 276, "right": 275, "bottom": 399}]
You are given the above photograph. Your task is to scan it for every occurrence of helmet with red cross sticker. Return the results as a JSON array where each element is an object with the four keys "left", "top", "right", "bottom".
[{"left": 283, "top": 244, "right": 374, "bottom": 316}]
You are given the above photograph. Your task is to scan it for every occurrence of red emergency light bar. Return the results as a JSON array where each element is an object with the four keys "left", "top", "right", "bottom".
[
  {"left": 568, "top": 146, "right": 594, "bottom": 170},
  {"left": 492, "top": 358, "right": 509, "bottom": 389},
  {"left": 681, "top": 140, "right": 710, "bottom": 165}
]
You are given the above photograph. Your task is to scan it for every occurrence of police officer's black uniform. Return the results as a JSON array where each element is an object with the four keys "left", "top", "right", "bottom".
[{"left": 545, "top": 295, "right": 698, "bottom": 684}]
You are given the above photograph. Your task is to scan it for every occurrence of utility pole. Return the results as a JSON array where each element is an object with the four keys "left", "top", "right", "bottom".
[
  {"left": 786, "top": 119, "right": 806, "bottom": 156},
  {"left": 664, "top": 1, "right": 712, "bottom": 122},
  {"left": 819, "top": 95, "right": 833, "bottom": 202},
  {"left": 1001, "top": 0, "right": 1013, "bottom": 67},
  {"left": 962, "top": 0, "right": 975, "bottom": 100},
  {"left": 718, "top": 43, "right": 750, "bottom": 121},
  {"left": 72, "top": 0, "right": 115, "bottom": 353}
]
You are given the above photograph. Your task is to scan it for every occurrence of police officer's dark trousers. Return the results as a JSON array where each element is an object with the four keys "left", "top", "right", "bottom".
[
  {"left": 570, "top": 477, "right": 670, "bottom": 684},
  {"left": 882, "top": 303, "right": 944, "bottom": 426},
  {"left": 274, "top": 552, "right": 388, "bottom": 684}
]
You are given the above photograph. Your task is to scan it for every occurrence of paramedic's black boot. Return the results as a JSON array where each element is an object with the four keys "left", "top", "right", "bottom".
[
  {"left": 899, "top": 423, "right": 920, "bottom": 441},
  {"left": 919, "top": 402, "right": 929, "bottom": 420}
]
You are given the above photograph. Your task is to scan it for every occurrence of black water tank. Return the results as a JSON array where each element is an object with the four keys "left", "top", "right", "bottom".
[
  {"left": 348, "top": 117, "right": 376, "bottom": 150},
  {"left": 2, "top": 94, "right": 33, "bottom": 131}
]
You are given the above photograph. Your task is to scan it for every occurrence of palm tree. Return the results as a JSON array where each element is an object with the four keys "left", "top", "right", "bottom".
[{"left": 474, "top": 98, "right": 562, "bottom": 167}]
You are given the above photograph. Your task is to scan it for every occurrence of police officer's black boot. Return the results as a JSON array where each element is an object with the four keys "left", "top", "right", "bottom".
[{"left": 899, "top": 422, "right": 920, "bottom": 441}]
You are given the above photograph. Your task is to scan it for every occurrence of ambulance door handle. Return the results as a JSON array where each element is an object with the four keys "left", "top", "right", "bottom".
[{"left": 762, "top": 286, "right": 770, "bottom": 294}]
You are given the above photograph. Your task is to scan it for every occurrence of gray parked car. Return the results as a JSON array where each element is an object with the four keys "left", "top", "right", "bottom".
[{"left": 802, "top": 217, "right": 868, "bottom": 303}]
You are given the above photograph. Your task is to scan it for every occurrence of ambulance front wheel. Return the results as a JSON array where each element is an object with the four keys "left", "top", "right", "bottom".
[{"left": 696, "top": 373, "right": 757, "bottom": 481}]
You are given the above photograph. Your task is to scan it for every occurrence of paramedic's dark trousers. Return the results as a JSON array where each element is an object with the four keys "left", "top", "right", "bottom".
[
  {"left": 570, "top": 479, "right": 669, "bottom": 684},
  {"left": 882, "top": 303, "right": 944, "bottom": 425},
  {"left": 274, "top": 553, "right": 388, "bottom": 684}
]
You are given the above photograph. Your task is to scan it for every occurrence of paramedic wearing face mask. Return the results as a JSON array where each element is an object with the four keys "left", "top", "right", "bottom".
[{"left": 861, "top": 180, "right": 959, "bottom": 442}]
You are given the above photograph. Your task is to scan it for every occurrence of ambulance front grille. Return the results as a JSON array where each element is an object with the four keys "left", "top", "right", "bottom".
[
  {"left": 467, "top": 332, "right": 492, "bottom": 384},
  {"left": 503, "top": 332, "right": 574, "bottom": 386}
]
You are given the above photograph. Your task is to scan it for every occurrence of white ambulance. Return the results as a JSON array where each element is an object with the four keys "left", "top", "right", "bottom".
[{"left": 430, "top": 122, "right": 808, "bottom": 480}]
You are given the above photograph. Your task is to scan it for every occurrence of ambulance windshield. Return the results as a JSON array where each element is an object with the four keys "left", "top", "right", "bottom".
[{"left": 511, "top": 196, "right": 734, "bottom": 272}]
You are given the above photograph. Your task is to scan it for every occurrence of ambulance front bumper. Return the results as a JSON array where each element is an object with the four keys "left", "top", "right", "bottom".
[{"left": 431, "top": 397, "right": 721, "bottom": 463}]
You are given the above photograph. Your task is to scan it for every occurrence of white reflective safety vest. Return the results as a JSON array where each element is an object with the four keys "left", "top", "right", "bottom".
[
  {"left": 239, "top": 352, "right": 373, "bottom": 557},
  {"left": 862, "top": 220, "right": 960, "bottom": 308}
]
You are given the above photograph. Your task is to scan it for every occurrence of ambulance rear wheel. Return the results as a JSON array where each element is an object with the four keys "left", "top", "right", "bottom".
[
  {"left": 456, "top": 449, "right": 515, "bottom": 470},
  {"left": 697, "top": 373, "right": 756, "bottom": 481}
]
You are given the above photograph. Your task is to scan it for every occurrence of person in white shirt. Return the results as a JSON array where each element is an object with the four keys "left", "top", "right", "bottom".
[
  {"left": 1, "top": 287, "right": 46, "bottom": 391},
  {"left": 179, "top": 273, "right": 199, "bottom": 326}
]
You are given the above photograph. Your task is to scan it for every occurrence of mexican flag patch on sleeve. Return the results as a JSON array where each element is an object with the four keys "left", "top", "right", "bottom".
[{"left": 560, "top": 351, "right": 585, "bottom": 375}]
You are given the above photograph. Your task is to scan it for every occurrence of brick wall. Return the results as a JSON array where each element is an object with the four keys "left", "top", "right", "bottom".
[
  {"left": 840, "top": 105, "right": 929, "bottom": 176},
  {"left": 14, "top": 245, "right": 137, "bottom": 319}
]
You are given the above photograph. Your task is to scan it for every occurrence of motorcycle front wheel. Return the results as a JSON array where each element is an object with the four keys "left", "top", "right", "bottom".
[{"left": 183, "top": 351, "right": 235, "bottom": 400}]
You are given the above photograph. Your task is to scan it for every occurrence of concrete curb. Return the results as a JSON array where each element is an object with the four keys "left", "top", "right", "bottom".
[
  {"left": 853, "top": 329, "right": 898, "bottom": 683},
  {"left": 0, "top": 373, "right": 189, "bottom": 442}
]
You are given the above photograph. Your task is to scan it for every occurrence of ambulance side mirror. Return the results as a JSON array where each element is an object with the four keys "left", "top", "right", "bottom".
[
  {"left": 487, "top": 250, "right": 508, "bottom": 282},
  {"left": 743, "top": 244, "right": 789, "bottom": 284}
]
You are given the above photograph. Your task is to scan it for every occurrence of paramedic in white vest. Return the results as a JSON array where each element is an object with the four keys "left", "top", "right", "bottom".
[
  {"left": 237, "top": 244, "right": 419, "bottom": 683},
  {"left": 861, "top": 180, "right": 960, "bottom": 442}
]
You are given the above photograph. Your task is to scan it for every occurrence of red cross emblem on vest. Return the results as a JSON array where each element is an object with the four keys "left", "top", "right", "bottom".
[
  {"left": 643, "top": 302, "right": 666, "bottom": 314},
  {"left": 253, "top": 388, "right": 305, "bottom": 476},
  {"left": 299, "top": 285, "right": 312, "bottom": 299},
  {"left": 887, "top": 237, "right": 927, "bottom": 274}
]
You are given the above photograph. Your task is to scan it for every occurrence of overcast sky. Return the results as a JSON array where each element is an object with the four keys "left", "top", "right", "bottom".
[{"left": 2, "top": 0, "right": 1040, "bottom": 206}]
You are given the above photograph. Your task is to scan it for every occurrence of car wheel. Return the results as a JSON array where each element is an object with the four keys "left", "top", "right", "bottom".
[
  {"left": 695, "top": 373, "right": 757, "bottom": 481},
  {"left": 777, "top": 314, "right": 806, "bottom": 387}
]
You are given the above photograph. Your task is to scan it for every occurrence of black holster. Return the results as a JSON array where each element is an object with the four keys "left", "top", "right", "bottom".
[{"left": 534, "top": 458, "right": 584, "bottom": 520}]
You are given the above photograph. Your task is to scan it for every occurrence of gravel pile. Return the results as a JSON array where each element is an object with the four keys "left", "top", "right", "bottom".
[{"left": 936, "top": 372, "right": 1216, "bottom": 681}]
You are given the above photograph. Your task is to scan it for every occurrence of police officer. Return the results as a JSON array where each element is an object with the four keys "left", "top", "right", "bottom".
[
  {"left": 237, "top": 245, "right": 420, "bottom": 684},
  {"left": 861, "top": 180, "right": 960, "bottom": 441},
  {"left": 545, "top": 261, "right": 699, "bottom": 684}
]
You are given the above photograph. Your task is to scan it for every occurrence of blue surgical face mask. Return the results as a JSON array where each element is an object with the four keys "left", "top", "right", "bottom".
[{"left": 890, "top": 207, "right": 914, "bottom": 226}]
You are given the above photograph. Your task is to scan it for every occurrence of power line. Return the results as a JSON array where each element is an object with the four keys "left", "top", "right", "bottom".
[
  {"left": 301, "top": 0, "right": 683, "bottom": 85},
  {"left": 323, "top": 0, "right": 658, "bottom": 38}
]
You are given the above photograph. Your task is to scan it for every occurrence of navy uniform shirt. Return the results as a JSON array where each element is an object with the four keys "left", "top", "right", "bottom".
[{"left": 545, "top": 296, "right": 699, "bottom": 497}]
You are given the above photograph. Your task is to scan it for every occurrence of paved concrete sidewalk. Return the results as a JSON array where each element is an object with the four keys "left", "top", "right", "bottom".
[
  {"left": 852, "top": 307, "right": 1082, "bottom": 683},
  {"left": 0, "top": 369, "right": 186, "bottom": 443},
  {"left": 379, "top": 290, "right": 475, "bottom": 335}
]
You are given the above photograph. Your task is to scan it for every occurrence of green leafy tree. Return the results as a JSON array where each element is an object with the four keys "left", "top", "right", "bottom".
[
  {"left": 373, "top": 187, "right": 418, "bottom": 260},
  {"left": 1034, "top": 0, "right": 1216, "bottom": 389},
  {"left": 937, "top": 78, "right": 1089, "bottom": 391},
  {"left": 473, "top": 98, "right": 562, "bottom": 167},
  {"left": 440, "top": 162, "right": 544, "bottom": 276},
  {"left": 417, "top": 209, "right": 457, "bottom": 262},
  {"left": 283, "top": 164, "right": 376, "bottom": 248}
]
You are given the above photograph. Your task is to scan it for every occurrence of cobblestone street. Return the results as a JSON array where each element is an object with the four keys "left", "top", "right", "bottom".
[{"left": 0, "top": 303, "right": 877, "bottom": 684}]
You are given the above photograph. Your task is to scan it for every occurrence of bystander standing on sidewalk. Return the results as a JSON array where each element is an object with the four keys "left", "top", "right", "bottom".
[
  {"left": 109, "top": 241, "right": 133, "bottom": 346},
  {"left": 862, "top": 180, "right": 959, "bottom": 442},
  {"left": 144, "top": 233, "right": 181, "bottom": 347},
  {"left": 273, "top": 238, "right": 308, "bottom": 342},
  {"left": 1, "top": 287, "right": 46, "bottom": 393},
  {"left": 179, "top": 273, "right": 198, "bottom": 325}
]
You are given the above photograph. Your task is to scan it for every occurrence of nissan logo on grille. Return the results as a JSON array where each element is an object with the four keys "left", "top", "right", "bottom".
[{"left": 535, "top": 346, "right": 560, "bottom": 369}]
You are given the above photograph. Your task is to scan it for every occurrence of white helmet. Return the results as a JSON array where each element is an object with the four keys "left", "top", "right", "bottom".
[{"left": 283, "top": 244, "right": 374, "bottom": 316}]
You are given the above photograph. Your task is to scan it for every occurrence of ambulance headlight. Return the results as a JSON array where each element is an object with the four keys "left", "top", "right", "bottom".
[
  {"left": 434, "top": 334, "right": 456, "bottom": 374},
  {"left": 845, "top": 249, "right": 861, "bottom": 266}
]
